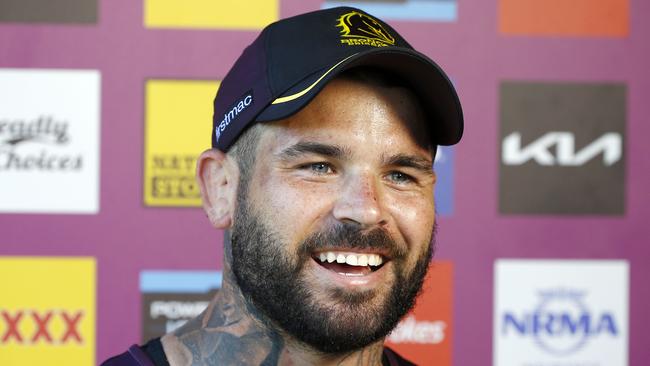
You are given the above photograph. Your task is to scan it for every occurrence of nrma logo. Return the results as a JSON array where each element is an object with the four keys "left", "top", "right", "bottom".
[{"left": 502, "top": 289, "right": 619, "bottom": 356}]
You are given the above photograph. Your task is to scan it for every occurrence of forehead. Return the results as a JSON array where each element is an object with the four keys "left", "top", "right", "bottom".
[{"left": 259, "top": 77, "right": 433, "bottom": 156}]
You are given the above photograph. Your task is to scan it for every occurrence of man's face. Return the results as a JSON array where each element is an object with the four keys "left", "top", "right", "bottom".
[{"left": 230, "top": 77, "right": 436, "bottom": 353}]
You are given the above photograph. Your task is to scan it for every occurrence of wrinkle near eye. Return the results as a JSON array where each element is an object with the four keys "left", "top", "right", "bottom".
[{"left": 381, "top": 153, "right": 433, "bottom": 177}]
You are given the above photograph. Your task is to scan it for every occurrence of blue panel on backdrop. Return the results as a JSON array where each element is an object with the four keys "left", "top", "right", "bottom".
[
  {"left": 140, "top": 270, "right": 222, "bottom": 293},
  {"left": 434, "top": 146, "right": 454, "bottom": 215},
  {"left": 322, "top": 0, "right": 457, "bottom": 22}
]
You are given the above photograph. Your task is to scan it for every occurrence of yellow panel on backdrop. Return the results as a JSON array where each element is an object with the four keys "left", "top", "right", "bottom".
[
  {"left": 144, "top": 79, "right": 220, "bottom": 207},
  {"left": 144, "top": 0, "right": 278, "bottom": 30},
  {"left": 0, "top": 257, "right": 96, "bottom": 366}
]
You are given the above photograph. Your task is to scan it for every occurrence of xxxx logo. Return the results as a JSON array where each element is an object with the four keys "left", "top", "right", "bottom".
[
  {"left": 1, "top": 309, "right": 84, "bottom": 344},
  {"left": 336, "top": 11, "right": 395, "bottom": 47}
]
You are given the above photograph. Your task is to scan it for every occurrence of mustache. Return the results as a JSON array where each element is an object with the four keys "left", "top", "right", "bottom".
[{"left": 298, "top": 223, "right": 407, "bottom": 260}]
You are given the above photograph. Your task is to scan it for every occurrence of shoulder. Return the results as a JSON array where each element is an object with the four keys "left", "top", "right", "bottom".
[
  {"left": 100, "top": 338, "right": 169, "bottom": 366},
  {"left": 100, "top": 345, "right": 154, "bottom": 366},
  {"left": 383, "top": 346, "right": 417, "bottom": 366}
]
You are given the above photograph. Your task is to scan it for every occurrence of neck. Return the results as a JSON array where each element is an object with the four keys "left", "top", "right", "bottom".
[{"left": 161, "top": 244, "right": 385, "bottom": 366}]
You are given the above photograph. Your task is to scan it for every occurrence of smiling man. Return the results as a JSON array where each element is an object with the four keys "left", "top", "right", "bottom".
[{"left": 103, "top": 6, "right": 462, "bottom": 366}]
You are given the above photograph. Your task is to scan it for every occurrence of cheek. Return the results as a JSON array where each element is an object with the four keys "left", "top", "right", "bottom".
[
  {"left": 250, "top": 174, "right": 338, "bottom": 245},
  {"left": 385, "top": 193, "right": 435, "bottom": 255}
]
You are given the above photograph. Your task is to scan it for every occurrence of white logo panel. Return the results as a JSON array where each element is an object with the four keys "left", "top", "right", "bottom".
[
  {"left": 502, "top": 132, "right": 622, "bottom": 166},
  {"left": 494, "top": 260, "right": 629, "bottom": 366},
  {"left": 0, "top": 69, "right": 100, "bottom": 213}
]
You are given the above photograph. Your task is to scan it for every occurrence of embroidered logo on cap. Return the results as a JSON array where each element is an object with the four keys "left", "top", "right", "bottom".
[
  {"left": 336, "top": 11, "right": 395, "bottom": 48},
  {"left": 215, "top": 91, "right": 253, "bottom": 142}
]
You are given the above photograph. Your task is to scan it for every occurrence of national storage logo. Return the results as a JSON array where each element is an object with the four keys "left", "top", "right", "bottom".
[
  {"left": 0, "top": 69, "right": 101, "bottom": 214},
  {"left": 323, "top": 0, "right": 458, "bottom": 22},
  {"left": 385, "top": 261, "right": 453, "bottom": 365},
  {"left": 494, "top": 260, "right": 629, "bottom": 366},
  {"left": 144, "top": 79, "right": 219, "bottom": 207},
  {"left": 144, "top": 0, "right": 278, "bottom": 30},
  {"left": 140, "top": 270, "right": 221, "bottom": 341},
  {"left": 499, "top": 82, "right": 626, "bottom": 215},
  {"left": 498, "top": 0, "right": 629, "bottom": 37},
  {"left": 0, "top": 257, "right": 96, "bottom": 365}
]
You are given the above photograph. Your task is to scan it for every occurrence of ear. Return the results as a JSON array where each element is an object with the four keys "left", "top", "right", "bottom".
[{"left": 196, "top": 149, "right": 240, "bottom": 229}]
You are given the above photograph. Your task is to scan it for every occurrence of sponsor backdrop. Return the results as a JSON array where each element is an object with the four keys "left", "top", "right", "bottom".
[{"left": 0, "top": 0, "right": 648, "bottom": 365}]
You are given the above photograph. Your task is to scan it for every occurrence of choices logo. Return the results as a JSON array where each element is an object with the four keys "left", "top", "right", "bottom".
[
  {"left": 0, "top": 0, "right": 97, "bottom": 24},
  {"left": 0, "top": 69, "right": 100, "bottom": 213},
  {"left": 0, "top": 257, "right": 96, "bottom": 365},
  {"left": 499, "top": 0, "right": 629, "bottom": 37},
  {"left": 323, "top": 1, "right": 458, "bottom": 22},
  {"left": 144, "top": 0, "right": 277, "bottom": 30},
  {"left": 140, "top": 271, "right": 221, "bottom": 342},
  {"left": 144, "top": 79, "right": 219, "bottom": 207},
  {"left": 385, "top": 261, "right": 452, "bottom": 365},
  {"left": 494, "top": 260, "right": 629, "bottom": 366},
  {"left": 0, "top": 116, "right": 80, "bottom": 170},
  {"left": 499, "top": 82, "right": 626, "bottom": 215}
]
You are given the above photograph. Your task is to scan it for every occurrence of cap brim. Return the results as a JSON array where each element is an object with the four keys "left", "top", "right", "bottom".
[{"left": 255, "top": 48, "right": 463, "bottom": 146}]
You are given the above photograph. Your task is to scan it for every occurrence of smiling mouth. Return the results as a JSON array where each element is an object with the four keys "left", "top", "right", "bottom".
[{"left": 312, "top": 251, "right": 387, "bottom": 276}]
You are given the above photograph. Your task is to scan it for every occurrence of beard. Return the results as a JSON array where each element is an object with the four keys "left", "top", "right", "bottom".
[{"left": 230, "top": 195, "right": 435, "bottom": 354}]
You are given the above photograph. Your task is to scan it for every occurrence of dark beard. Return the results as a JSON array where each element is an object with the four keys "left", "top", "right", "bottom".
[{"left": 230, "top": 197, "right": 435, "bottom": 354}]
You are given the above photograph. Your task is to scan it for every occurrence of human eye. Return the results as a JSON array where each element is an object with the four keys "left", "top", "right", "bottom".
[
  {"left": 300, "top": 162, "right": 334, "bottom": 175},
  {"left": 387, "top": 170, "right": 415, "bottom": 185}
]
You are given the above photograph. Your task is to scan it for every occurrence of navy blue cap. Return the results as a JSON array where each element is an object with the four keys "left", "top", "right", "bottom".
[{"left": 212, "top": 6, "right": 463, "bottom": 151}]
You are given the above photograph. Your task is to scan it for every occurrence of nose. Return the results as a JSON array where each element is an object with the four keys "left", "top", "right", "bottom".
[{"left": 332, "top": 172, "right": 387, "bottom": 228}]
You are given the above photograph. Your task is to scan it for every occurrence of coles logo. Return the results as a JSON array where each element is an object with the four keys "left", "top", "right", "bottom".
[
  {"left": 494, "top": 260, "right": 629, "bottom": 366},
  {"left": 336, "top": 10, "right": 395, "bottom": 47},
  {"left": 388, "top": 315, "right": 446, "bottom": 345},
  {"left": 0, "top": 257, "right": 96, "bottom": 365},
  {"left": 385, "top": 261, "right": 452, "bottom": 365}
]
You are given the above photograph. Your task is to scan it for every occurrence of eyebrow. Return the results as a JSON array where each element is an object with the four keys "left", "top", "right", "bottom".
[
  {"left": 382, "top": 153, "right": 434, "bottom": 175},
  {"left": 277, "top": 141, "right": 350, "bottom": 161},
  {"left": 276, "top": 141, "right": 433, "bottom": 175}
]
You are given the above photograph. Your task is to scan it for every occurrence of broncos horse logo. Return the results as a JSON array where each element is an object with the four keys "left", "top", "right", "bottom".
[{"left": 336, "top": 11, "right": 395, "bottom": 47}]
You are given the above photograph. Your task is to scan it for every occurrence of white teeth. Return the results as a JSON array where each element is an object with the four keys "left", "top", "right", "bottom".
[
  {"left": 345, "top": 255, "right": 358, "bottom": 266},
  {"left": 317, "top": 251, "right": 384, "bottom": 267},
  {"left": 368, "top": 255, "right": 377, "bottom": 266},
  {"left": 358, "top": 255, "right": 368, "bottom": 266}
]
